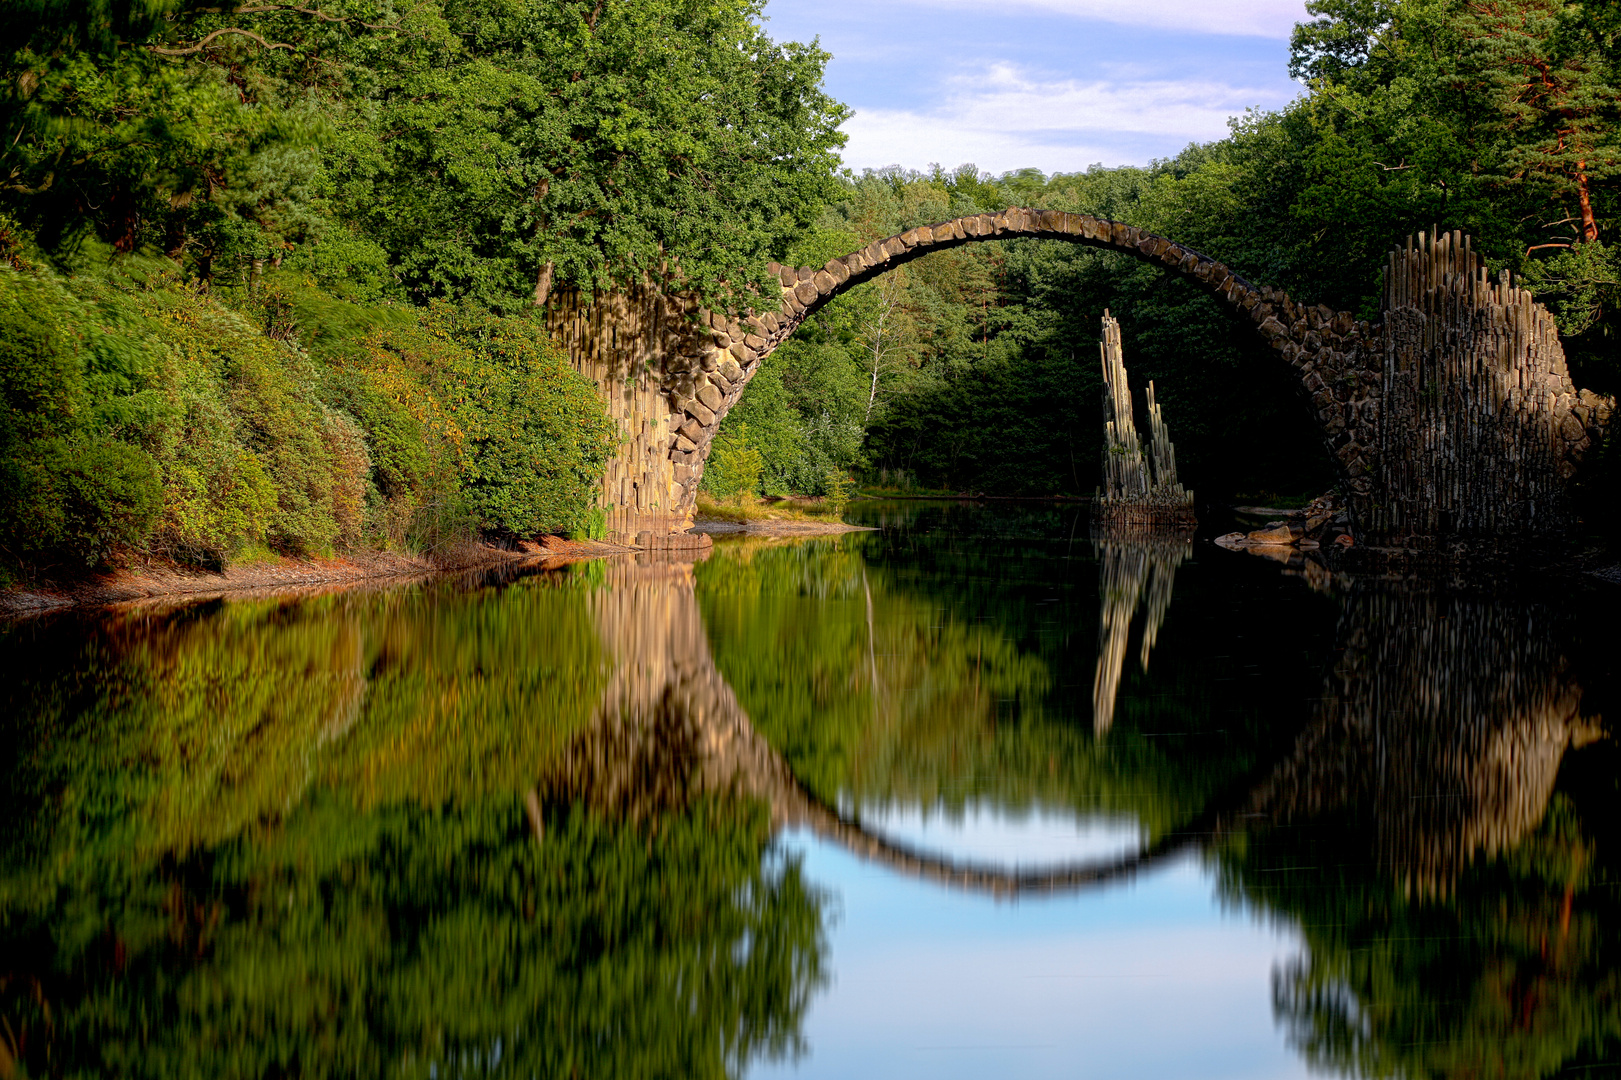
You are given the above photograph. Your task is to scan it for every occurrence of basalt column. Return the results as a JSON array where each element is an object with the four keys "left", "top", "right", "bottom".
[
  {"left": 1093, "top": 311, "right": 1195, "bottom": 527},
  {"left": 1367, "top": 230, "right": 1614, "bottom": 546}
]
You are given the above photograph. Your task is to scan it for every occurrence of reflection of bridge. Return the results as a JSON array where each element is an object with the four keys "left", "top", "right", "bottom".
[
  {"left": 545, "top": 218, "right": 1613, "bottom": 548},
  {"left": 541, "top": 554, "right": 1602, "bottom": 899}
]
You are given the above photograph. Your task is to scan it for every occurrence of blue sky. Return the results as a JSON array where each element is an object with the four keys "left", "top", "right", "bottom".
[{"left": 760, "top": 0, "right": 1313, "bottom": 176}]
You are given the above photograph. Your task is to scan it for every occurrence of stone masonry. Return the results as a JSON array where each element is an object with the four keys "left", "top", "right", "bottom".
[{"left": 546, "top": 209, "right": 1613, "bottom": 548}]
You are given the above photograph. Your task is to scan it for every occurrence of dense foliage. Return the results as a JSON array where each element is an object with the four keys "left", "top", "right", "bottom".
[{"left": 0, "top": 0, "right": 847, "bottom": 574}]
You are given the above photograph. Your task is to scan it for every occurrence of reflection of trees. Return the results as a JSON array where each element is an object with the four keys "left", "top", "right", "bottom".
[
  {"left": 0, "top": 563, "right": 829, "bottom": 1079},
  {"left": 1091, "top": 533, "right": 1192, "bottom": 734},
  {"left": 1215, "top": 583, "right": 1616, "bottom": 1079}
]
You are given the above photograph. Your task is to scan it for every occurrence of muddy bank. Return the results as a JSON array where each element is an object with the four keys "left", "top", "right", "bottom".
[{"left": 0, "top": 536, "right": 636, "bottom": 616}]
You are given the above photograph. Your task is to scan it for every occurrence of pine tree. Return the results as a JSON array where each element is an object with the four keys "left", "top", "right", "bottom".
[{"left": 1454, "top": 0, "right": 1621, "bottom": 245}]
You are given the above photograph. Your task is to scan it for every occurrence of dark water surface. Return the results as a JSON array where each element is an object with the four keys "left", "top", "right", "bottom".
[{"left": 2, "top": 501, "right": 1617, "bottom": 1078}]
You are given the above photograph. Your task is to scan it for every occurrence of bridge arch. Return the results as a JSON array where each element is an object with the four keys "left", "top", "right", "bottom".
[{"left": 543, "top": 210, "right": 1608, "bottom": 547}]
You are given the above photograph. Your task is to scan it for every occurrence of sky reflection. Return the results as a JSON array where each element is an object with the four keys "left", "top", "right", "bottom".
[{"left": 756, "top": 836, "right": 1309, "bottom": 1079}]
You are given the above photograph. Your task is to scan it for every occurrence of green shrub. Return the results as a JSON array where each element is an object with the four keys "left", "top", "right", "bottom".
[
  {"left": 1, "top": 435, "right": 162, "bottom": 565},
  {"left": 702, "top": 423, "right": 766, "bottom": 504},
  {"left": 1, "top": 263, "right": 615, "bottom": 573}
]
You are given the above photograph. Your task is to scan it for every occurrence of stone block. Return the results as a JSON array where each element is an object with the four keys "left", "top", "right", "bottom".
[
  {"left": 1110, "top": 222, "right": 1131, "bottom": 245},
  {"left": 687, "top": 400, "right": 716, "bottom": 427},
  {"left": 711, "top": 331, "right": 731, "bottom": 349},
  {"left": 678, "top": 417, "right": 704, "bottom": 442},
  {"left": 914, "top": 225, "right": 935, "bottom": 243},
  {"left": 882, "top": 238, "right": 906, "bottom": 258},
  {"left": 900, "top": 228, "right": 921, "bottom": 248},
  {"left": 675, "top": 433, "right": 698, "bottom": 453},
  {"left": 794, "top": 281, "right": 818, "bottom": 305},
  {"left": 948, "top": 218, "right": 967, "bottom": 239},
  {"left": 697, "top": 383, "right": 723, "bottom": 411},
  {"left": 730, "top": 342, "right": 757, "bottom": 364},
  {"left": 700, "top": 350, "right": 721, "bottom": 372},
  {"left": 1260, "top": 316, "right": 1288, "bottom": 340},
  {"left": 718, "top": 358, "right": 743, "bottom": 383},
  {"left": 825, "top": 259, "right": 850, "bottom": 285},
  {"left": 778, "top": 266, "right": 796, "bottom": 287},
  {"left": 813, "top": 270, "right": 835, "bottom": 293},
  {"left": 744, "top": 333, "right": 765, "bottom": 350},
  {"left": 1040, "top": 210, "right": 1065, "bottom": 232}
]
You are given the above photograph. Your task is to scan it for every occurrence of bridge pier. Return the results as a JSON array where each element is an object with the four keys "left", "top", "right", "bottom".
[{"left": 545, "top": 212, "right": 1612, "bottom": 550}]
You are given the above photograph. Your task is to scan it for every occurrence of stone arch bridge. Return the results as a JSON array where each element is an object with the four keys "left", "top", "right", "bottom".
[{"left": 545, "top": 210, "right": 1613, "bottom": 548}]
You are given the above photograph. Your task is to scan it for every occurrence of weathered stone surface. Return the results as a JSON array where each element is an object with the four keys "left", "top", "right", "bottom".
[
  {"left": 778, "top": 266, "right": 796, "bottom": 287},
  {"left": 743, "top": 333, "right": 765, "bottom": 350},
  {"left": 687, "top": 400, "right": 716, "bottom": 427},
  {"left": 697, "top": 383, "right": 723, "bottom": 411},
  {"left": 718, "top": 358, "right": 743, "bottom": 383},
  {"left": 794, "top": 281, "right": 818, "bottom": 305},
  {"left": 729, "top": 342, "right": 756, "bottom": 364},
  {"left": 825, "top": 259, "right": 851, "bottom": 285},
  {"left": 813, "top": 270, "right": 835, "bottom": 293},
  {"left": 675, "top": 433, "right": 698, "bottom": 453},
  {"left": 678, "top": 417, "right": 704, "bottom": 443},
  {"left": 700, "top": 350, "right": 721, "bottom": 372}
]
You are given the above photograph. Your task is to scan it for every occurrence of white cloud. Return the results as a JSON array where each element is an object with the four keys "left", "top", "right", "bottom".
[
  {"left": 840, "top": 64, "right": 1290, "bottom": 174},
  {"left": 895, "top": 0, "right": 1311, "bottom": 38}
]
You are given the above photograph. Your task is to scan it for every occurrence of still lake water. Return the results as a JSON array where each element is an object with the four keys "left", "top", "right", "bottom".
[{"left": 2, "top": 501, "right": 1616, "bottom": 1078}]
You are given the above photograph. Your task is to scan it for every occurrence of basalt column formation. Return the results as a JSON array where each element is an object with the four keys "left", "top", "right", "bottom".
[
  {"left": 1094, "top": 312, "right": 1196, "bottom": 527},
  {"left": 1369, "top": 230, "right": 1614, "bottom": 545}
]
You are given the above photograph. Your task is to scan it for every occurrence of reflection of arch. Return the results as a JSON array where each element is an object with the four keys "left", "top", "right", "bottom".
[
  {"left": 543, "top": 554, "right": 1242, "bottom": 899},
  {"left": 545, "top": 555, "right": 1602, "bottom": 900}
]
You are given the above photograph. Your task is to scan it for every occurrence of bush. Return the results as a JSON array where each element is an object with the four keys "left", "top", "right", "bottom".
[
  {"left": 1, "top": 435, "right": 162, "bottom": 566},
  {"left": 1, "top": 263, "right": 616, "bottom": 574},
  {"left": 702, "top": 423, "right": 766, "bottom": 504}
]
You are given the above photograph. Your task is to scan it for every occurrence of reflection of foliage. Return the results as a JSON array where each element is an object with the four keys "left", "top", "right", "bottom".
[
  {"left": 0, "top": 794, "right": 826, "bottom": 1079},
  {"left": 0, "top": 567, "right": 608, "bottom": 863},
  {"left": 1217, "top": 746, "right": 1621, "bottom": 1079},
  {"left": 0, "top": 567, "right": 829, "bottom": 1078},
  {"left": 696, "top": 509, "right": 1337, "bottom": 840}
]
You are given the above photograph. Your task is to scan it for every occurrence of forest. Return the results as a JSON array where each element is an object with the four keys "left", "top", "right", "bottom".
[{"left": 2, "top": 0, "right": 1619, "bottom": 575}]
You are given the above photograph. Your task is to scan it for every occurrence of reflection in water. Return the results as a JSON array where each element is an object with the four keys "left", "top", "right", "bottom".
[
  {"left": 1244, "top": 583, "right": 1600, "bottom": 889},
  {"left": 1222, "top": 582, "right": 1614, "bottom": 1080},
  {"left": 1091, "top": 533, "right": 1192, "bottom": 733},
  {"left": 1, "top": 504, "right": 1617, "bottom": 1079},
  {"left": 0, "top": 563, "right": 828, "bottom": 1080}
]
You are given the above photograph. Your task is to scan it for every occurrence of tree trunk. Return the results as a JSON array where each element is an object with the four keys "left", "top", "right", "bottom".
[{"left": 1576, "top": 163, "right": 1598, "bottom": 243}]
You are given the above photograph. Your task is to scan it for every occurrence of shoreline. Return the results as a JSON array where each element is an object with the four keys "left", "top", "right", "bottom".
[
  {"left": 0, "top": 536, "right": 637, "bottom": 617},
  {"left": 692, "top": 518, "right": 874, "bottom": 536}
]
